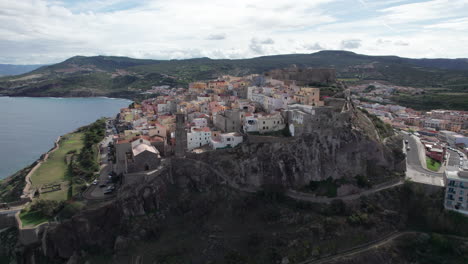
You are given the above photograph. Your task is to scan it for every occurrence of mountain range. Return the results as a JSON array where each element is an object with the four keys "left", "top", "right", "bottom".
[
  {"left": 1, "top": 51, "right": 467, "bottom": 110},
  {"left": 0, "top": 64, "right": 46, "bottom": 76}
]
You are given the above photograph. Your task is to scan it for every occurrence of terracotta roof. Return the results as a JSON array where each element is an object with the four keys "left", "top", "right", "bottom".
[{"left": 192, "top": 127, "right": 211, "bottom": 132}]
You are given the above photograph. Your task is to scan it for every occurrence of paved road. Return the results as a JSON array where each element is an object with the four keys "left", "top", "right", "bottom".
[
  {"left": 402, "top": 133, "right": 444, "bottom": 186},
  {"left": 83, "top": 133, "right": 116, "bottom": 200},
  {"left": 0, "top": 208, "right": 21, "bottom": 215},
  {"left": 177, "top": 158, "right": 403, "bottom": 204},
  {"left": 287, "top": 180, "right": 403, "bottom": 204},
  {"left": 298, "top": 231, "right": 405, "bottom": 264}
]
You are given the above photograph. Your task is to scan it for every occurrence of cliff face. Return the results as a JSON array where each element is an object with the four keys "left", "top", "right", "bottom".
[
  {"left": 33, "top": 99, "right": 406, "bottom": 262},
  {"left": 185, "top": 102, "right": 404, "bottom": 189}
]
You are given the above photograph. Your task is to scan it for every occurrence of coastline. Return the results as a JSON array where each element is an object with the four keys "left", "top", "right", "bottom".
[
  {"left": 0, "top": 96, "right": 131, "bottom": 181},
  {"left": 0, "top": 92, "right": 137, "bottom": 101},
  {"left": 0, "top": 120, "right": 107, "bottom": 204},
  {"left": 0, "top": 95, "right": 133, "bottom": 101},
  {"left": 20, "top": 135, "right": 62, "bottom": 201}
]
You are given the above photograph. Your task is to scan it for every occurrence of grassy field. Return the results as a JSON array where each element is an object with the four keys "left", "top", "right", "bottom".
[
  {"left": 426, "top": 157, "right": 441, "bottom": 172},
  {"left": 30, "top": 132, "right": 84, "bottom": 201},
  {"left": 19, "top": 210, "right": 49, "bottom": 227}
]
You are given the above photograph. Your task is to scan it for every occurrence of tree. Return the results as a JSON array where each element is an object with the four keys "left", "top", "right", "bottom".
[{"left": 30, "top": 200, "right": 63, "bottom": 218}]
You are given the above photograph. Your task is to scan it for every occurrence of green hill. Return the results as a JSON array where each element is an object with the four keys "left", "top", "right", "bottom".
[{"left": 1, "top": 51, "right": 468, "bottom": 109}]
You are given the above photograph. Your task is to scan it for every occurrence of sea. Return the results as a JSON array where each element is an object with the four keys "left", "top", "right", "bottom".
[{"left": 0, "top": 97, "right": 131, "bottom": 179}]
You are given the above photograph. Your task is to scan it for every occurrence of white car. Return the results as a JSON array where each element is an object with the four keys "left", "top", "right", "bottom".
[{"left": 92, "top": 179, "right": 98, "bottom": 185}]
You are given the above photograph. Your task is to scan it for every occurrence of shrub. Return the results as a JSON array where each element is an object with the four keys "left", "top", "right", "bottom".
[
  {"left": 257, "top": 184, "right": 286, "bottom": 203},
  {"left": 347, "top": 212, "right": 372, "bottom": 227},
  {"left": 328, "top": 199, "right": 347, "bottom": 215},
  {"left": 30, "top": 200, "right": 64, "bottom": 218},
  {"left": 355, "top": 175, "right": 372, "bottom": 188},
  {"left": 58, "top": 202, "right": 85, "bottom": 220}
]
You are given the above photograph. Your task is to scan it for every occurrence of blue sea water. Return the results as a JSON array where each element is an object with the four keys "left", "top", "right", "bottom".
[{"left": 0, "top": 97, "right": 131, "bottom": 179}]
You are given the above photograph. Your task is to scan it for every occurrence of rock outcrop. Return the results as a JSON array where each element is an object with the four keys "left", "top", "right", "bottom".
[
  {"left": 28, "top": 98, "right": 406, "bottom": 262},
  {"left": 184, "top": 99, "right": 404, "bottom": 189}
]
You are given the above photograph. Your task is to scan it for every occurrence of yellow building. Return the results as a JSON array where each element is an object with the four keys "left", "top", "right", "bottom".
[
  {"left": 293, "top": 87, "right": 324, "bottom": 106},
  {"left": 189, "top": 82, "right": 208, "bottom": 93}
]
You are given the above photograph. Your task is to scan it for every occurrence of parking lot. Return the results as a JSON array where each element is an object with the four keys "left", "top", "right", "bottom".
[{"left": 82, "top": 120, "right": 119, "bottom": 200}]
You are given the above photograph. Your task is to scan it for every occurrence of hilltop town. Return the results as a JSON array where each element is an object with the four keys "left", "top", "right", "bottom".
[
  {"left": 1, "top": 69, "right": 468, "bottom": 263},
  {"left": 110, "top": 73, "right": 334, "bottom": 176}
]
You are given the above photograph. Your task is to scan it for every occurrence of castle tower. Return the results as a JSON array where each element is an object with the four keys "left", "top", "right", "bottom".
[{"left": 175, "top": 111, "right": 187, "bottom": 157}]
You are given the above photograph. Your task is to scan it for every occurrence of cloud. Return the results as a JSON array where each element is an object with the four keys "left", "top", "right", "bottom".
[
  {"left": 249, "top": 38, "right": 275, "bottom": 55},
  {"left": 304, "top": 42, "right": 324, "bottom": 50},
  {"left": 260, "top": 38, "right": 274, "bottom": 44},
  {"left": 376, "top": 39, "right": 409, "bottom": 46},
  {"left": 378, "top": 0, "right": 468, "bottom": 25},
  {"left": 340, "top": 39, "right": 362, "bottom": 49},
  {"left": 206, "top": 34, "right": 226, "bottom": 40},
  {"left": 394, "top": 40, "right": 409, "bottom": 46},
  {"left": 0, "top": 0, "right": 467, "bottom": 64}
]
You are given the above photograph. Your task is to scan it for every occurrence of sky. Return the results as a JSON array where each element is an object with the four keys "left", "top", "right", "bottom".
[{"left": 1, "top": 0, "right": 467, "bottom": 64}]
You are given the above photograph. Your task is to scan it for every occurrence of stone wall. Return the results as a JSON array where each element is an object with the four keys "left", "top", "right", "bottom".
[
  {"left": 265, "top": 67, "right": 336, "bottom": 85},
  {"left": 0, "top": 213, "right": 16, "bottom": 230}
]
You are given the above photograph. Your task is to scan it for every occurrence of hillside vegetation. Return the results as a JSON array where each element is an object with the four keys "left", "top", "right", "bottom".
[{"left": 1, "top": 51, "right": 468, "bottom": 109}]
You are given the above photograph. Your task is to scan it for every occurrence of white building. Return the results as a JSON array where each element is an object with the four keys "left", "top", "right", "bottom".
[
  {"left": 244, "top": 113, "right": 285, "bottom": 134},
  {"left": 132, "top": 117, "right": 147, "bottom": 128},
  {"left": 187, "top": 127, "right": 211, "bottom": 150},
  {"left": 440, "top": 131, "right": 468, "bottom": 147},
  {"left": 192, "top": 117, "right": 208, "bottom": 128},
  {"left": 444, "top": 170, "right": 468, "bottom": 215},
  {"left": 210, "top": 132, "right": 243, "bottom": 149},
  {"left": 244, "top": 115, "right": 259, "bottom": 133},
  {"left": 251, "top": 92, "right": 266, "bottom": 105},
  {"left": 157, "top": 103, "right": 170, "bottom": 114},
  {"left": 263, "top": 96, "right": 287, "bottom": 113}
]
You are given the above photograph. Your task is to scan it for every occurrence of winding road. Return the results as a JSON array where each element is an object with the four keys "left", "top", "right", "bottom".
[
  {"left": 298, "top": 231, "right": 468, "bottom": 264},
  {"left": 402, "top": 133, "right": 445, "bottom": 186}
]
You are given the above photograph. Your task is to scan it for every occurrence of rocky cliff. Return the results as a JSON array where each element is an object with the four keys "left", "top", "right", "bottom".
[
  {"left": 18, "top": 98, "right": 407, "bottom": 263},
  {"left": 185, "top": 99, "right": 405, "bottom": 189}
]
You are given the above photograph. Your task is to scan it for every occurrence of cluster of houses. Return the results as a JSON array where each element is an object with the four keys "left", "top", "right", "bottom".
[
  {"left": 350, "top": 85, "right": 468, "bottom": 216},
  {"left": 111, "top": 74, "right": 328, "bottom": 175},
  {"left": 355, "top": 101, "right": 468, "bottom": 134}
]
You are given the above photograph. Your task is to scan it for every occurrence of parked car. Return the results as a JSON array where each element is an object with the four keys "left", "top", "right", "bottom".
[
  {"left": 0, "top": 203, "right": 10, "bottom": 209},
  {"left": 405, "top": 140, "right": 409, "bottom": 144},
  {"left": 407, "top": 147, "right": 410, "bottom": 151},
  {"left": 99, "top": 184, "right": 106, "bottom": 188},
  {"left": 104, "top": 189, "right": 114, "bottom": 195},
  {"left": 92, "top": 180, "right": 98, "bottom": 185}
]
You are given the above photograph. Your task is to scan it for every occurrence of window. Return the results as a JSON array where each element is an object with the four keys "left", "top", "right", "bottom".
[
  {"left": 459, "top": 197, "right": 463, "bottom": 202},
  {"left": 227, "top": 138, "right": 231, "bottom": 141}
]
